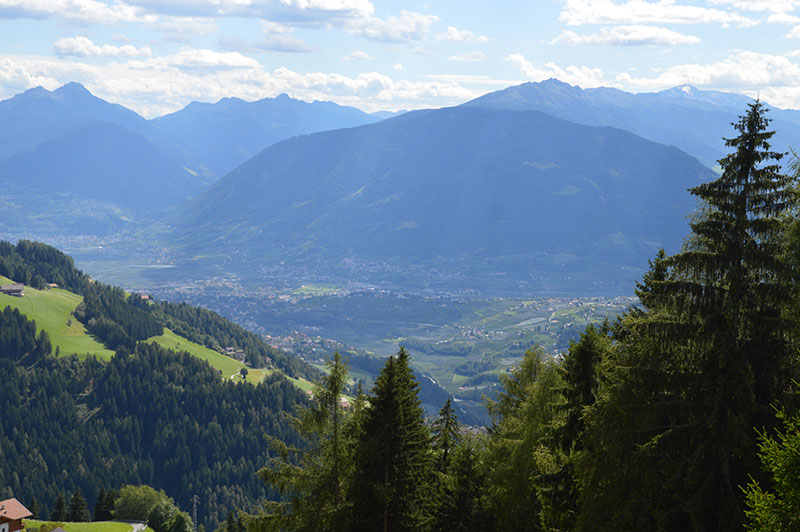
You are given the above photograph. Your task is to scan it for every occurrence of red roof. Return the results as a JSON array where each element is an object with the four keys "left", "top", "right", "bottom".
[{"left": 0, "top": 498, "right": 32, "bottom": 520}]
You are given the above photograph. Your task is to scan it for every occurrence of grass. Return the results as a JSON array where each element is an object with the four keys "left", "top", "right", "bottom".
[
  {"left": 0, "top": 276, "right": 115, "bottom": 360},
  {"left": 147, "top": 328, "right": 247, "bottom": 378},
  {"left": 292, "top": 283, "right": 342, "bottom": 296},
  {"left": 23, "top": 520, "right": 133, "bottom": 532}
]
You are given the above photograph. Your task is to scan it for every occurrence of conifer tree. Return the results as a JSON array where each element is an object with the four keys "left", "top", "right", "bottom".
[
  {"left": 431, "top": 397, "right": 460, "bottom": 472},
  {"left": 51, "top": 493, "right": 67, "bottom": 522},
  {"left": 93, "top": 488, "right": 107, "bottom": 521},
  {"left": 251, "top": 351, "right": 353, "bottom": 532},
  {"left": 67, "top": 488, "right": 91, "bottom": 522},
  {"left": 351, "top": 347, "right": 433, "bottom": 532},
  {"left": 27, "top": 497, "right": 38, "bottom": 520},
  {"left": 578, "top": 101, "right": 800, "bottom": 531}
]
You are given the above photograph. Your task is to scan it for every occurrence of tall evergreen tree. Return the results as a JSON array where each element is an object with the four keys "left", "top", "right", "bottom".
[
  {"left": 51, "top": 493, "right": 67, "bottom": 522},
  {"left": 431, "top": 397, "right": 460, "bottom": 472},
  {"left": 251, "top": 351, "right": 353, "bottom": 532},
  {"left": 578, "top": 101, "right": 800, "bottom": 531},
  {"left": 93, "top": 488, "right": 107, "bottom": 522},
  {"left": 27, "top": 497, "right": 38, "bottom": 520},
  {"left": 67, "top": 488, "right": 91, "bottom": 522},
  {"left": 351, "top": 347, "right": 433, "bottom": 532}
]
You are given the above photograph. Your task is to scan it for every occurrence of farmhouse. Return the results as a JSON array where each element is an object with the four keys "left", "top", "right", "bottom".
[
  {"left": 0, "top": 498, "right": 32, "bottom": 532},
  {"left": 0, "top": 284, "right": 24, "bottom": 297}
]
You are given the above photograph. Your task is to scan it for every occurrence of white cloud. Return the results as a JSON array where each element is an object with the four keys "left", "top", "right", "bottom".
[
  {"left": 553, "top": 25, "right": 701, "bottom": 46},
  {"left": 349, "top": 10, "right": 439, "bottom": 42},
  {"left": 559, "top": 0, "right": 756, "bottom": 27},
  {"left": 448, "top": 51, "right": 486, "bottom": 62},
  {"left": 54, "top": 37, "right": 152, "bottom": 58},
  {"left": 505, "top": 52, "right": 606, "bottom": 87},
  {"left": 128, "top": 48, "right": 262, "bottom": 72},
  {"left": 615, "top": 50, "right": 800, "bottom": 91},
  {"left": 125, "top": 0, "right": 375, "bottom": 21},
  {"left": 158, "top": 17, "right": 219, "bottom": 42},
  {"left": 393, "top": 63, "right": 403, "bottom": 71},
  {"left": 341, "top": 50, "right": 374, "bottom": 61},
  {"left": 437, "top": 26, "right": 490, "bottom": 43},
  {"left": 0, "top": 0, "right": 155, "bottom": 23},
  {"left": 786, "top": 25, "right": 800, "bottom": 38},
  {"left": 708, "top": 0, "right": 800, "bottom": 13}
]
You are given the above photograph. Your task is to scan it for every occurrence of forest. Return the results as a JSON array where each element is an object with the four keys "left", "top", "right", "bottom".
[{"left": 247, "top": 102, "right": 800, "bottom": 531}]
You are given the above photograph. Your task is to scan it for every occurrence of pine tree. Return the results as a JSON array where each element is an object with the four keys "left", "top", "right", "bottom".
[
  {"left": 67, "top": 488, "right": 91, "bottom": 522},
  {"left": 351, "top": 347, "right": 433, "bottom": 532},
  {"left": 51, "top": 493, "right": 67, "bottom": 522}
]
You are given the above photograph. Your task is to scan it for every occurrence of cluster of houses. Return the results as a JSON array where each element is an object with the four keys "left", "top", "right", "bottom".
[
  {"left": 0, "top": 284, "right": 24, "bottom": 297},
  {"left": 222, "top": 346, "right": 246, "bottom": 361},
  {"left": 0, "top": 498, "right": 32, "bottom": 532}
]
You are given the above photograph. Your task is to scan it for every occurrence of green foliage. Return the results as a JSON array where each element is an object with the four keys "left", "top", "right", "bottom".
[
  {"left": 573, "top": 101, "right": 800, "bottom": 531},
  {"left": 252, "top": 351, "right": 353, "bottom": 532},
  {"left": 51, "top": 494, "right": 67, "bottom": 522},
  {"left": 351, "top": 347, "right": 435, "bottom": 531},
  {"left": 113, "top": 485, "right": 169, "bottom": 521},
  {"left": 744, "top": 405, "right": 800, "bottom": 531},
  {"left": 484, "top": 347, "right": 564, "bottom": 531},
  {"left": 67, "top": 488, "right": 91, "bottom": 523}
]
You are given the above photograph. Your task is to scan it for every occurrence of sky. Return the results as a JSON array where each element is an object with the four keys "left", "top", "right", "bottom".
[{"left": 1, "top": 0, "right": 800, "bottom": 118}]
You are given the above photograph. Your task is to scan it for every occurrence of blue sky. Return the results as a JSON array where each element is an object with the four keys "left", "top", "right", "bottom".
[{"left": 1, "top": 0, "right": 799, "bottom": 117}]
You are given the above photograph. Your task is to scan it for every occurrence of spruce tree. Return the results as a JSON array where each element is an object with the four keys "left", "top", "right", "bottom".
[
  {"left": 578, "top": 101, "right": 800, "bottom": 531},
  {"left": 51, "top": 492, "right": 67, "bottom": 522},
  {"left": 67, "top": 488, "right": 91, "bottom": 522},
  {"left": 93, "top": 488, "right": 107, "bottom": 521},
  {"left": 431, "top": 397, "right": 460, "bottom": 472},
  {"left": 252, "top": 351, "right": 353, "bottom": 532},
  {"left": 27, "top": 497, "right": 38, "bottom": 520},
  {"left": 351, "top": 347, "right": 433, "bottom": 532}
]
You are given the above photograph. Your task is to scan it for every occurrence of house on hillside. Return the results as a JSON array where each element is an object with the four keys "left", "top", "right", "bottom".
[
  {"left": 0, "top": 284, "right": 24, "bottom": 297},
  {"left": 0, "top": 498, "right": 33, "bottom": 532}
]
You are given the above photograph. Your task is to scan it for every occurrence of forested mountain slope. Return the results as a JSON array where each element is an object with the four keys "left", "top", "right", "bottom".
[{"left": 164, "top": 105, "right": 714, "bottom": 294}]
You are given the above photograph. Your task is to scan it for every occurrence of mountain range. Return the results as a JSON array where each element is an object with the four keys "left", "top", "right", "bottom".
[
  {"left": 0, "top": 83, "right": 383, "bottom": 234},
  {"left": 2, "top": 79, "right": 798, "bottom": 294}
]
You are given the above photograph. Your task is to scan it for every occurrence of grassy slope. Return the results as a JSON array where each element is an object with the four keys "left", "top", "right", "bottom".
[
  {"left": 147, "top": 327, "right": 247, "bottom": 378},
  {"left": 0, "top": 276, "right": 317, "bottom": 390},
  {"left": 24, "top": 520, "right": 133, "bottom": 532},
  {"left": 0, "top": 275, "right": 114, "bottom": 360}
]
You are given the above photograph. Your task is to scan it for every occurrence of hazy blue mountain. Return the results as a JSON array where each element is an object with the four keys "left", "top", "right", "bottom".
[
  {"left": 164, "top": 106, "right": 714, "bottom": 294},
  {"left": 464, "top": 79, "right": 800, "bottom": 168},
  {"left": 152, "top": 93, "right": 382, "bottom": 176},
  {"left": 0, "top": 82, "right": 155, "bottom": 160}
]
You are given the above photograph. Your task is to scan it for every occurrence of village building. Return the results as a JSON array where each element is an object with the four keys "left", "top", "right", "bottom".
[
  {"left": 0, "top": 498, "right": 32, "bottom": 532},
  {"left": 0, "top": 284, "right": 24, "bottom": 297}
]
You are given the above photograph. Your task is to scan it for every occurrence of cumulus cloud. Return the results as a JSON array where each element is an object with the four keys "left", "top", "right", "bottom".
[
  {"left": 54, "top": 37, "right": 152, "bottom": 58},
  {"left": 124, "top": 0, "right": 375, "bottom": 21},
  {"left": 708, "top": 0, "right": 800, "bottom": 13},
  {"left": 505, "top": 52, "right": 606, "bottom": 87},
  {"left": 341, "top": 50, "right": 374, "bottom": 61},
  {"left": 0, "top": 0, "right": 155, "bottom": 23},
  {"left": 158, "top": 17, "right": 219, "bottom": 42},
  {"left": 553, "top": 25, "right": 701, "bottom": 46},
  {"left": 393, "top": 63, "right": 403, "bottom": 71},
  {"left": 615, "top": 50, "right": 800, "bottom": 90},
  {"left": 127, "top": 48, "right": 261, "bottom": 72},
  {"left": 349, "top": 10, "right": 439, "bottom": 42},
  {"left": 437, "top": 26, "right": 490, "bottom": 43},
  {"left": 558, "top": 0, "right": 756, "bottom": 27},
  {"left": 448, "top": 51, "right": 486, "bottom": 62}
]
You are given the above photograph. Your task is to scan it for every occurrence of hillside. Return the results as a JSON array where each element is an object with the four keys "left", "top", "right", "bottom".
[
  {"left": 0, "top": 240, "right": 321, "bottom": 528},
  {"left": 163, "top": 105, "right": 714, "bottom": 295}
]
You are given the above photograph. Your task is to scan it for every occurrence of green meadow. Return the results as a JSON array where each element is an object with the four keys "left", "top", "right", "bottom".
[
  {"left": 23, "top": 520, "right": 133, "bottom": 532},
  {"left": 0, "top": 275, "right": 114, "bottom": 360}
]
